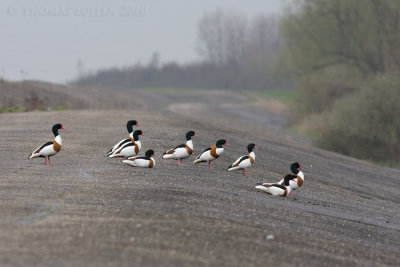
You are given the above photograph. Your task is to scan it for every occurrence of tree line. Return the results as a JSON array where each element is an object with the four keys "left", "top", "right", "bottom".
[
  {"left": 71, "top": 9, "right": 287, "bottom": 91},
  {"left": 280, "top": 0, "right": 400, "bottom": 163}
]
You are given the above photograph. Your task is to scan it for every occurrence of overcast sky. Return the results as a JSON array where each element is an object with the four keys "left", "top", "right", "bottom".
[{"left": 1, "top": 0, "right": 286, "bottom": 83}]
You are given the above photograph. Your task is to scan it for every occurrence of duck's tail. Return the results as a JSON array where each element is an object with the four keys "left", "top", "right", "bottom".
[
  {"left": 162, "top": 153, "right": 173, "bottom": 159},
  {"left": 193, "top": 158, "right": 203, "bottom": 164}
]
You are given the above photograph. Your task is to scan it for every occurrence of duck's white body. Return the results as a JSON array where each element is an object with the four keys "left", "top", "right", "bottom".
[
  {"left": 109, "top": 140, "right": 142, "bottom": 158},
  {"left": 255, "top": 183, "right": 292, "bottom": 197},
  {"left": 163, "top": 140, "right": 193, "bottom": 160},
  {"left": 30, "top": 135, "right": 62, "bottom": 159},
  {"left": 107, "top": 120, "right": 138, "bottom": 156},
  {"left": 193, "top": 146, "right": 224, "bottom": 164},
  {"left": 262, "top": 171, "right": 304, "bottom": 190},
  {"left": 107, "top": 132, "right": 133, "bottom": 156},
  {"left": 228, "top": 151, "right": 256, "bottom": 172},
  {"left": 123, "top": 156, "right": 155, "bottom": 168}
]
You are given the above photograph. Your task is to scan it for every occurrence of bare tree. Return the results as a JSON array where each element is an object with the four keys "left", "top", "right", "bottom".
[{"left": 197, "top": 9, "right": 248, "bottom": 64}]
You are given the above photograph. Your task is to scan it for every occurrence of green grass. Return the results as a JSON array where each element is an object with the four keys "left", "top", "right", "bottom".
[
  {"left": 242, "top": 89, "right": 295, "bottom": 104},
  {"left": 52, "top": 106, "right": 67, "bottom": 111},
  {"left": 0, "top": 106, "right": 27, "bottom": 113},
  {"left": 259, "top": 90, "right": 295, "bottom": 103},
  {"left": 131, "top": 87, "right": 199, "bottom": 93},
  {"left": 130, "top": 87, "right": 296, "bottom": 104}
]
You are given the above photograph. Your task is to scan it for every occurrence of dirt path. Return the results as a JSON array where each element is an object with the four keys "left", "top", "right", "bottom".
[{"left": 0, "top": 87, "right": 399, "bottom": 266}]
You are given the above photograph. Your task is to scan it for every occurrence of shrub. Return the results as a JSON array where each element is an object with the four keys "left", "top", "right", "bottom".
[
  {"left": 292, "top": 65, "right": 362, "bottom": 119},
  {"left": 311, "top": 74, "right": 400, "bottom": 162}
]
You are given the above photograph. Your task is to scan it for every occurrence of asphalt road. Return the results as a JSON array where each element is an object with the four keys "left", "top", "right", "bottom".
[{"left": 0, "top": 88, "right": 399, "bottom": 266}]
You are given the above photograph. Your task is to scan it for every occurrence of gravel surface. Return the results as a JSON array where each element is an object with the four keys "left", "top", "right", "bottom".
[{"left": 0, "top": 88, "right": 399, "bottom": 267}]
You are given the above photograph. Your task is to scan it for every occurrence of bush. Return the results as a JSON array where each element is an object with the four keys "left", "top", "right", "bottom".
[
  {"left": 279, "top": 0, "right": 400, "bottom": 164},
  {"left": 292, "top": 65, "right": 362, "bottom": 119},
  {"left": 311, "top": 74, "right": 400, "bottom": 162}
]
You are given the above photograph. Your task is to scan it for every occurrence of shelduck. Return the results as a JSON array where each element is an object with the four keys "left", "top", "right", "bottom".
[
  {"left": 163, "top": 131, "right": 197, "bottom": 166},
  {"left": 259, "top": 162, "right": 304, "bottom": 198},
  {"left": 255, "top": 175, "right": 292, "bottom": 197},
  {"left": 228, "top": 143, "right": 258, "bottom": 176},
  {"left": 29, "top": 123, "right": 66, "bottom": 165},
  {"left": 109, "top": 130, "right": 144, "bottom": 159},
  {"left": 123, "top": 150, "right": 155, "bottom": 168},
  {"left": 193, "top": 139, "right": 229, "bottom": 168},
  {"left": 107, "top": 120, "right": 139, "bottom": 156}
]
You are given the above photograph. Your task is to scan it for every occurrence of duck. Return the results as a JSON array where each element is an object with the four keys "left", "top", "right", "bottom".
[
  {"left": 107, "top": 120, "right": 139, "bottom": 156},
  {"left": 109, "top": 130, "right": 144, "bottom": 159},
  {"left": 255, "top": 175, "right": 292, "bottom": 197},
  {"left": 193, "top": 139, "right": 229, "bottom": 168},
  {"left": 228, "top": 143, "right": 258, "bottom": 176},
  {"left": 123, "top": 150, "right": 155, "bottom": 168},
  {"left": 29, "top": 123, "right": 66, "bottom": 165},
  {"left": 259, "top": 162, "right": 304, "bottom": 198},
  {"left": 163, "top": 131, "right": 197, "bottom": 166}
]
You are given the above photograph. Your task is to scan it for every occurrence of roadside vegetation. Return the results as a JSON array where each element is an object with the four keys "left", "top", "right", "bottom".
[{"left": 279, "top": 0, "right": 400, "bottom": 164}]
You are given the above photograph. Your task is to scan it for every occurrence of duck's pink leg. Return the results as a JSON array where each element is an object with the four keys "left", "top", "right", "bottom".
[
  {"left": 243, "top": 169, "right": 248, "bottom": 176},
  {"left": 208, "top": 161, "right": 213, "bottom": 168},
  {"left": 44, "top": 157, "right": 48, "bottom": 165},
  {"left": 177, "top": 159, "right": 185, "bottom": 166},
  {"left": 48, "top": 157, "right": 53, "bottom": 166},
  {"left": 289, "top": 191, "right": 293, "bottom": 198}
]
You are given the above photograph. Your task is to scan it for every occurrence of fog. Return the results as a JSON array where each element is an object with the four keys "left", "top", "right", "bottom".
[{"left": 0, "top": 0, "right": 284, "bottom": 83}]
